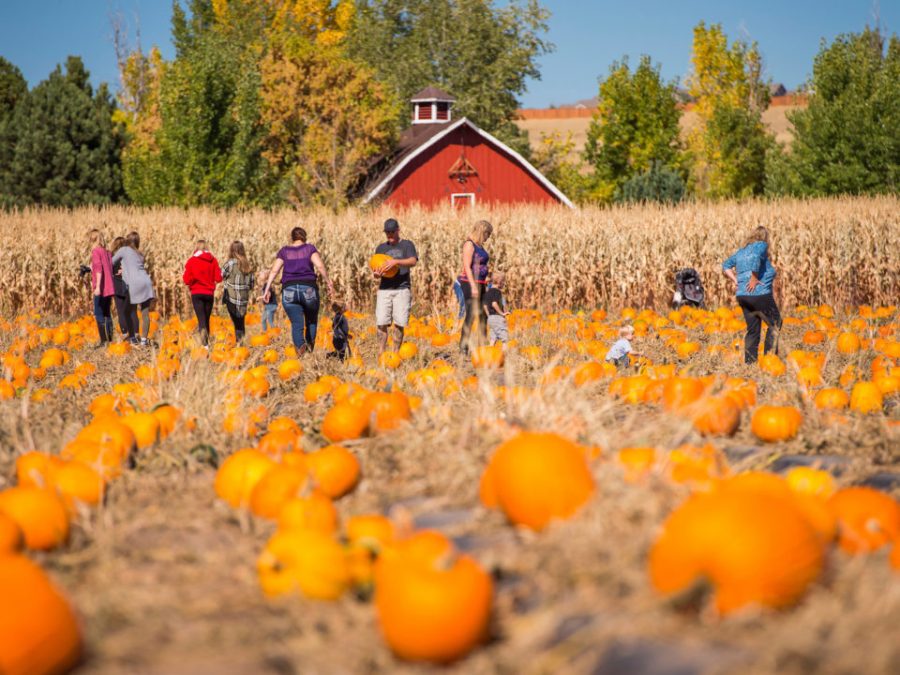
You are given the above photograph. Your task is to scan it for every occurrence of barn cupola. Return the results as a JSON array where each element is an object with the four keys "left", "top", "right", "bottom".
[{"left": 410, "top": 86, "right": 456, "bottom": 124}]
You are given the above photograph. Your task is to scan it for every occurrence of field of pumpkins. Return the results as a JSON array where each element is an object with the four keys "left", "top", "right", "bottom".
[{"left": 0, "top": 301, "right": 898, "bottom": 674}]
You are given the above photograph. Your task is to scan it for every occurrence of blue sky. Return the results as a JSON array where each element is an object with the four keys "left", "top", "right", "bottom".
[{"left": 0, "top": 1, "right": 895, "bottom": 107}]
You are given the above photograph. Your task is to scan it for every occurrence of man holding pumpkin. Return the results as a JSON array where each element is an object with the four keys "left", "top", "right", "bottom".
[{"left": 373, "top": 218, "right": 418, "bottom": 355}]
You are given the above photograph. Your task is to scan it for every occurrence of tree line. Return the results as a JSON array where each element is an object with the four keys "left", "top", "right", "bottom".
[{"left": 0, "top": 2, "right": 896, "bottom": 209}]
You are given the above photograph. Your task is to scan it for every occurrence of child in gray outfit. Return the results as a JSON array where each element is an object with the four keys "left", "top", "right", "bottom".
[{"left": 481, "top": 271, "right": 509, "bottom": 345}]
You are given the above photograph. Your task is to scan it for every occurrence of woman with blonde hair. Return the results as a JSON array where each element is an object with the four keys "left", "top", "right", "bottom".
[
  {"left": 458, "top": 219, "right": 493, "bottom": 354},
  {"left": 222, "top": 240, "right": 254, "bottom": 344},
  {"left": 88, "top": 229, "right": 115, "bottom": 345},
  {"left": 722, "top": 225, "right": 782, "bottom": 364}
]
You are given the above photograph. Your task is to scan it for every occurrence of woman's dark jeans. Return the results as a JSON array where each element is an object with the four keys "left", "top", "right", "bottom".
[
  {"left": 224, "top": 293, "right": 246, "bottom": 342},
  {"left": 114, "top": 293, "right": 137, "bottom": 338},
  {"left": 282, "top": 284, "right": 319, "bottom": 351},
  {"left": 191, "top": 294, "right": 214, "bottom": 345},
  {"left": 737, "top": 293, "right": 782, "bottom": 364},
  {"left": 459, "top": 282, "right": 487, "bottom": 353},
  {"left": 93, "top": 295, "right": 114, "bottom": 343}
]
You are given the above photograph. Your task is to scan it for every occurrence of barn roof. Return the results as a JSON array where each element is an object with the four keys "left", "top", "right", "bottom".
[
  {"left": 363, "top": 117, "right": 575, "bottom": 208},
  {"left": 410, "top": 86, "right": 456, "bottom": 102}
]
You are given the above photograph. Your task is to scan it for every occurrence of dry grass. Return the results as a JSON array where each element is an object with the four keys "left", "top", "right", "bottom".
[
  {"left": 1, "top": 197, "right": 898, "bottom": 320},
  {"left": 515, "top": 105, "right": 799, "bottom": 153},
  {"left": 0, "top": 301, "right": 898, "bottom": 673}
]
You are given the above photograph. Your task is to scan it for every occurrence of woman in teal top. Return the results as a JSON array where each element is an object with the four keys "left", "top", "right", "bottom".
[{"left": 722, "top": 226, "right": 782, "bottom": 364}]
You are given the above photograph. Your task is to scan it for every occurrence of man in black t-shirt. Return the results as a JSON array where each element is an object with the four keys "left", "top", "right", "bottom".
[
  {"left": 481, "top": 271, "right": 509, "bottom": 345},
  {"left": 373, "top": 218, "right": 418, "bottom": 354}
]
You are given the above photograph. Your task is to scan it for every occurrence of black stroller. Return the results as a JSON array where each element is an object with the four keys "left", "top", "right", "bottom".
[{"left": 672, "top": 268, "right": 705, "bottom": 309}]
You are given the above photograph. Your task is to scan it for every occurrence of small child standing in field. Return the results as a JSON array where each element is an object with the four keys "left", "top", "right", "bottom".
[
  {"left": 329, "top": 301, "right": 351, "bottom": 360},
  {"left": 481, "top": 271, "right": 510, "bottom": 346},
  {"left": 258, "top": 287, "right": 278, "bottom": 331},
  {"left": 605, "top": 325, "right": 642, "bottom": 369}
]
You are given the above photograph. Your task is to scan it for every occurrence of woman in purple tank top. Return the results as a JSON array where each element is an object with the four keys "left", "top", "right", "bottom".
[
  {"left": 262, "top": 227, "right": 335, "bottom": 354},
  {"left": 458, "top": 220, "right": 493, "bottom": 354}
]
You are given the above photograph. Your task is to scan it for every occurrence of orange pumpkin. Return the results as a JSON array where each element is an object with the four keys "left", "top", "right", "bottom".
[
  {"left": 374, "top": 532, "right": 492, "bottom": 663},
  {"left": 617, "top": 447, "right": 657, "bottom": 480},
  {"left": 213, "top": 449, "right": 277, "bottom": 509},
  {"left": 849, "top": 381, "right": 883, "bottom": 414},
  {"left": 50, "top": 461, "right": 106, "bottom": 510},
  {"left": 692, "top": 396, "right": 741, "bottom": 437},
  {"left": 321, "top": 401, "right": 369, "bottom": 442},
  {"left": 346, "top": 514, "right": 395, "bottom": 551},
  {"left": 759, "top": 354, "right": 786, "bottom": 376},
  {"left": 648, "top": 489, "right": 824, "bottom": 614},
  {"left": 836, "top": 332, "right": 861, "bottom": 354},
  {"left": 828, "top": 487, "right": 900, "bottom": 554},
  {"left": 369, "top": 253, "right": 398, "bottom": 278},
  {"left": 249, "top": 465, "right": 309, "bottom": 520},
  {"left": 363, "top": 391, "right": 411, "bottom": 433},
  {"left": 257, "top": 529, "right": 350, "bottom": 599},
  {"left": 120, "top": 412, "right": 161, "bottom": 450},
  {"left": 277, "top": 494, "right": 339, "bottom": 535},
  {"left": 471, "top": 344, "right": 504, "bottom": 369},
  {"left": 256, "top": 429, "right": 304, "bottom": 457},
  {"left": 306, "top": 445, "right": 360, "bottom": 499},
  {"left": 661, "top": 377, "right": 706, "bottom": 412},
  {"left": 0, "top": 554, "right": 82, "bottom": 675},
  {"left": 813, "top": 388, "right": 850, "bottom": 410},
  {"left": 750, "top": 405, "right": 803, "bottom": 442},
  {"left": 277, "top": 359, "right": 303, "bottom": 381},
  {"left": 484, "top": 432, "right": 594, "bottom": 531},
  {"left": 0, "top": 487, "right": 69, "bottom": 551}
]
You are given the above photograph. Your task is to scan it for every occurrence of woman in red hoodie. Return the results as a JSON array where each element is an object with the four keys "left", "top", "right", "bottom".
[{"left": 183, "top": 240, "right": 222, "bottom": 346}]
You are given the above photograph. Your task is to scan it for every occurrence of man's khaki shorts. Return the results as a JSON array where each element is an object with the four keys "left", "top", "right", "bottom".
[{"left": 376, "top": 288, "right": 411, "bottom": 328}]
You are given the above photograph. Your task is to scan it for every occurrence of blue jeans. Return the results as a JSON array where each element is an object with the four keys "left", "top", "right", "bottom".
[
  {"left": 282, "top": 284, "right": 319, "bottom": 350},
  {"left": 261, "top": 302, "right": 277, "bottom": 331},
  {"left": 452, "top": 280, "right": 465, "bottom": 319},
  {"left": 93, "top": 295, "right": 114, "bottom": 342}
]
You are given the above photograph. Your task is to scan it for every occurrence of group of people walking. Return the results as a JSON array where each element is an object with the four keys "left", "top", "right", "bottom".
[
  {"left": 87, "top": 221, "right": 780, "bottom": 369},
  {"left": 88, "top": 230, "right": 155, "bottom": 347}
]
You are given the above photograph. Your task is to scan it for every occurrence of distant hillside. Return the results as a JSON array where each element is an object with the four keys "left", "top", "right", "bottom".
[{"left": 515, "top": 95, "right": 806, "bottom": 156}]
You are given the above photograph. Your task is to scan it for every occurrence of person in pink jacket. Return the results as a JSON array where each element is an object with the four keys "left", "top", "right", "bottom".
[{"left": 88, "top": 229, "right": 115, "bottom": 345}]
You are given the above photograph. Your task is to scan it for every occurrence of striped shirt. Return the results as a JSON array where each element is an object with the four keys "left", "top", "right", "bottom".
[{"left": 222, "top": 259, "right": 255, "bottom": 313}]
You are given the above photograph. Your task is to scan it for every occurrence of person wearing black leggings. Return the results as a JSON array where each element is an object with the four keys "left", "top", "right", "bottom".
[
  {"left": 183, "top": 240, "right": 222, "bottom": 346},
  {"left": 222, "top": 241, "right": 255, "bottom": 344},
  {"left": 722, "top": 226, "right": 782, "bottom": 364}
]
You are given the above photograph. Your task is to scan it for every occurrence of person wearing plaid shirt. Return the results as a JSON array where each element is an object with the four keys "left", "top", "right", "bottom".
[{"left": 222, "top": 241, "right": 255, "bottom": 344}]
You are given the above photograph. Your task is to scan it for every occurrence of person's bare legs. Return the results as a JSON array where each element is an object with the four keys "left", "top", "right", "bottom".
[
  {"left": 393, "top": 325, "right": 405, "bottom": 350},
  {"left": 377, "top": 325, "right": 390, "bottom": 354}
]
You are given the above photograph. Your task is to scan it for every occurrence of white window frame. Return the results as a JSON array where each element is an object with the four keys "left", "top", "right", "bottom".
[{"left": 451, "top": 193, "right": 475, "bottom": 207}]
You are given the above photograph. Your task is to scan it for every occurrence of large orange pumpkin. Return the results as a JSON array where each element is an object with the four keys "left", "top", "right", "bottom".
[
  {"left": 363, "top": 391, "right": 412, "bottom": 433},
  {"left": 0, "top": 554, "right": 82, "bottom": 675},
  {"left": 648, "top": 489, "right": 825, "bottom": 614},
  {"left": 828, "top": 487, "right": 900, "bottom": 554},
  {"left": 369, "top": 253, "right": 398, "bottom": 278},
  {"left": 321, "top": 401, "right": 369, "bottom": 442},
  {"left": 277, "top": 494, "right": 339, "bottom": 535},
  {"left": 692, "top": 396, "right": 741, "bottom": 437},
  {"left": 0, "top": 487, "right": 69, "bottom": 551},
  {"left": 213, "top": 449, "right": 277, "bottom": 509},
  {"left": 750, "top": 405, "right": 803, "bottom": 442},
  {"left": 0, "top": 512, "right": 23, "bottom": 553},
  {"left": 484, "top": 432, "right": 594, "bottom": 531},
  {"left": 249, "top": 465, "right": 309, "bottom": 520},
  {"left": 813, "top": 388, "right": 850, "bottom": 410},
  {"left": 306, "top": 445, "right": 360, "bottom": 499},
  {"left": 662, "top": 377, "right": 706, "bottom": 412},
  {"left": 257, "top": 529, "right": 350, "bottom": 599},
  {"left": 374, "top": 531, "right": 492, "bottom": 663},
  {"left": 849, "top": 381, "right": 884, "bottom": 414}
]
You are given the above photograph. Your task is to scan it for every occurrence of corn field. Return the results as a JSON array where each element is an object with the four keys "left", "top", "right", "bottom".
[{"left": 1, "top": 197, "right": 897, "bottom": 317}]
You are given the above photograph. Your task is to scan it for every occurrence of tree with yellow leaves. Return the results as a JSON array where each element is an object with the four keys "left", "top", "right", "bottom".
[{"left": 686, "top": 22, "right": 772, "bottom": 198}]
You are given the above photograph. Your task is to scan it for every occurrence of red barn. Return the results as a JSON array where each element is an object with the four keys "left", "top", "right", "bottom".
[{"left": 364, "top": 87, "right": 574, "bottom": 209}]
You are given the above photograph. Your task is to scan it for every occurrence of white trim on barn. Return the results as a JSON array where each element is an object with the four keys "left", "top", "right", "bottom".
[
  {"left": 451, "top": 192, "right": 476, "bottom": 207},
  {"left": 363, "top": 118, "right": 575, "bottom": 208}
]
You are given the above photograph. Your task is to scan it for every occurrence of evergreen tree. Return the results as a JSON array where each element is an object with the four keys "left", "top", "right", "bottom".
[
  {"left": 583, "top": 55, "right": 683, "bottom": 202},
  {"left": 0, "top": 57, "right": 27, "bottom": 120},
  {"left": 348, "top": 0, "right": 551, "bottom": 156},
  {"left": 0, "top": 56, "right": 125, "bottom": 207},
  {"left": 772, "top": 28, "right": 900, "bottom": 196}
]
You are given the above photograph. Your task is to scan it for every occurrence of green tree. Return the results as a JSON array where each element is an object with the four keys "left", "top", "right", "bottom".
[
  {"left": 773, "top": 28, "right": 900, "bottom": 195},
  {"left": 618, "top": 162, "right": 686, "bottom": 204},
  {"left": 0, "top": 57, "right": 125, "bottom": 207},
  {"left": 348, "top": 0, "right": 551, "bottom": 156},
  {"left": 531, "top": 132, "right": 592, "bottom": 204},
  {"left": 0, "top": 57, "right": 27, "bottom": 120},
  {"left": 583, "top": 55, "right": 682, "bottom": 203},
  {"left": 686, "top": 22, "right": 772, "bottom": 198}
]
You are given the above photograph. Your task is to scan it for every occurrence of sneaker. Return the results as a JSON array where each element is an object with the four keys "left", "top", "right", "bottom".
[{"left": 129, "top": 336, "right": 140, "bottom": 346}]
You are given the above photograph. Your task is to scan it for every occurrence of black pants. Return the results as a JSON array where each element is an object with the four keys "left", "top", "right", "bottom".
[
  {"left": 224, "top": 293, "right": 246, "bottom": 342},
  {"left": 191, "top": 294, "right": 214, "bottom": 344},
  {"left": 114, "top": 294, "right": 137, "bottom": 338},
  {"left": 459, "top": 282, "right": 487, "bottom": 353},
  {"left": 737, "top": 293, "right": 782, "bottom": 364}
]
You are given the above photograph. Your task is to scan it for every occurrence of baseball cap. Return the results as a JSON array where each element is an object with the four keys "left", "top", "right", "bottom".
[{"left": 383, "top": 218, "right": 399, "bottom": 232}]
